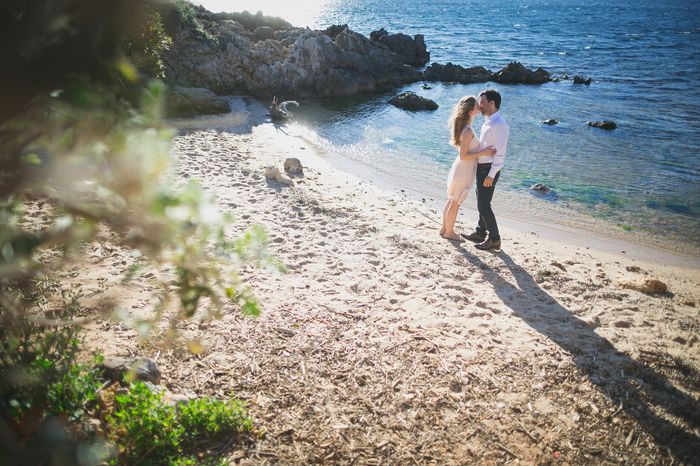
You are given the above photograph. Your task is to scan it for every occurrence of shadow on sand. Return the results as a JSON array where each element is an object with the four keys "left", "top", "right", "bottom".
[{"left": 451, "top": 244, "right": 699, "bottom": 463}]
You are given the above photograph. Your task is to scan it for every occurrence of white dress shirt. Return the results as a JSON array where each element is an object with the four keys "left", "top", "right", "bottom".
[{"left": 478, "top": 111, "right": 510, "bottom": 179}]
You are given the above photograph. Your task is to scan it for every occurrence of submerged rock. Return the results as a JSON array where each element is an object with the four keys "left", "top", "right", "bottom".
[
  {"left": 587, "top": 120, "right": 617, "bottom": 130},
  {"left": 530, "top": 183, "right": 552, "bottom": 193},
  {"left": 573, "top": 75, "right": 592, "bottom": 85},
  {"left": 541, "top": 119, "right": 559, "bottom": 125},
  {"left": 388, "top": 92, "right": 438, "bottom": 111}
]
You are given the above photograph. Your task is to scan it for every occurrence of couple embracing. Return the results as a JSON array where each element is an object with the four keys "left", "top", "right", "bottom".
[{"left": 440, "top": 89, "right": 509, "bottom": 251}]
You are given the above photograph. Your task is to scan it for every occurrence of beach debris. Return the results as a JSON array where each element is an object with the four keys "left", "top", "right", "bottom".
[
  {"left": 269, "top": 96, "right": 300, "bottom": 120},
  {"left": 587, "top": 120, "right": 617, "bottom": 130},
  {"left": 551, "top": 261, "right": 567, "bottom": 271},
  {"left": 541, "top": 119, "right": 559, "bottom": 125},
  {"left": 99, "top": 356, "right": 161, "bottom": 384},
  {"left": 530, "top": 183, "right": 552, "bottom": 193},
  {"left": 621, "top": 278, "right": 668, "bottom": 295},
  {"left": 625, "top": 265, "right": 642, "bottom": 273},
  {"left": 388, "top": 91, "right": 438, "bottom": 111},
  {"left": 573, "top": 75, "right": 592, "bottom": 85},
  {"left": 284, "top": 157, "right": 304, "bottom": 176},
  {"left": 264, "top": 165, "right": 294, "bottom": 186}
]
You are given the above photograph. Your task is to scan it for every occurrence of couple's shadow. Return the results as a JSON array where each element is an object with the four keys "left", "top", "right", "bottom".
[{"left": 450, "top": 244, "right": 699, "bottom": 463}]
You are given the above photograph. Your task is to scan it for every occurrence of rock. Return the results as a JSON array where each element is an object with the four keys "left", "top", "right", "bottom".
[
  {"left": 626, "top": 265, "right": 642, "bottom": 273},
  {"left": 587, "top": 120, "right": 617, "bottom": 130},
  {"left": 420, "top": 83, "right": 432, "bottom": 89},
  {"left": 284, "top": 157, "right": 303, "bottom": 175},
  {"left": 388, "top": 91, "right": 438, "bottom": 111},
  {"left": 99, "top": 357, "right": 161, "bottom": 384},
  {"left": 264, "top": 166, "right": 294, "bottom": 186},
  {"left": 423, "top": 62, "right": 491, "bottom": 84},
  {"left": 671, "top": 335, "right": 687, "bottom": 345},
  {"left": 165, "top": 86, "right": 230, "bottom": 117},
  {"left": 491, "top": 62, "right": 550, "bottom": 84},
  {"left": 573, "top": 75, "right": 592, "bottom": 85},
  {"left": 621, "top": 279, "right": 669, "bottom": 295},
  {"left": 253, "top": 26, "right": 275, "bottom": 41},
  {"left": 369, "top": 28, "right": 430, "bottom": 66},
  {"left": 323, "top": 24, "right": 348, "bottom": 39},
  {"left": 530, "top": 183, "right": 551, "bottom": 193},
  {"left": 541, "top": 119, "right": 559, "bottom": 125}
]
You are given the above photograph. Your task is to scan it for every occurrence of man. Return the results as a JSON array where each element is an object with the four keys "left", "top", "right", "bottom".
[{"left": 462, "top": 89, "right": 509, "bottom": 250}]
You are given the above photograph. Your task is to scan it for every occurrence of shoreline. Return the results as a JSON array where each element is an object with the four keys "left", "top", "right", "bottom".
[{"left": 172, "top": 97, "right": 699, "bottom": 271}]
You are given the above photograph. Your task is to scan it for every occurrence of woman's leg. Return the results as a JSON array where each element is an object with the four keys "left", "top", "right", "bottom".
[
  {"left": 443, "top": 198, "right": 462, "bottom": 240},
  {"left": 440, "top": 199, "right": 450, "bottom": 236}
]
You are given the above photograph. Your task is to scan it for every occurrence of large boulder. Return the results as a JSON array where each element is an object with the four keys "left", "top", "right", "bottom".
[
  {"left": 388, "top": 92, "right": 438, "bottom": 111},
  {"left": 370, "top": 28, "right": 430, "bottom": 66},
  {"left": 166, "top": 86, "right": 230, "bottom": 117},
  {"left": 423, "top": 62, "right": 491, "bottom": 84},
  {"left": 491, "top": 62, "right": 550, "bottom": 84}
]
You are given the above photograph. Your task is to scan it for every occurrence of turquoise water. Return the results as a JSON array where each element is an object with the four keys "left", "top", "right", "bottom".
[{"left": 205, "top": 0, "right": 700, "bottom": 253}]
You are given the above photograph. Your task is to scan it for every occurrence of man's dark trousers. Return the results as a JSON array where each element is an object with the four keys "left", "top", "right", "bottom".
[{"left": 475, "top": 163, "right": 500, "bottom": 240}]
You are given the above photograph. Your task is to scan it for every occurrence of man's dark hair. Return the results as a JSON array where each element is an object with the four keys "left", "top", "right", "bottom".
[{"left": 479, "top": 89, "right": 502, "bottom": 110}]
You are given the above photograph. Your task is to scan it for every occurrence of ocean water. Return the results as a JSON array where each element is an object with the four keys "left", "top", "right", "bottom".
[{"left": 201, "top": 0, "right": 700, "bottom": 255}]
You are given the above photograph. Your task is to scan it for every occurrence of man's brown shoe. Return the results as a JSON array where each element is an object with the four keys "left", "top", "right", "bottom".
[
  {"left": 462, "top": 231, "right": 486, "bottom": 243},
  {"left": 475, "top": 238, "right": 501, "bottom": 250}
]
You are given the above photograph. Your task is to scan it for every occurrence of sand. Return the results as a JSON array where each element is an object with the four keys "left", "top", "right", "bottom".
[{"left": 77, "top": 98, "right": 700, "bottom": 464}]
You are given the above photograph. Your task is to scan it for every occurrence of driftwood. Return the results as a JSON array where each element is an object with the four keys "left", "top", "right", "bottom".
[{"left": 268, "top": 96, "right": 299, "bottom": 121}]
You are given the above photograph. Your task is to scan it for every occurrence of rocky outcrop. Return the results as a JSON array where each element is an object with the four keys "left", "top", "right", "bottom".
[
  {"left": 491, "top": 62, "right": 550, "bottom": 84},
  {"left": 587, "top": 120, "right": 617, "bottom": 130},
  {"left": 166, "top": 86, "right": 230, "bottom": 117},
  {"left": 157, "top": 4, "right": 553, "bottom": 100},
  {"left": 388, "top": 92, "right": 438, "bottom": 111},
  {"left": 423, "top": 62, "right": 492, "bottom": 83},
  {"left": 369, "top": 28, "right": 430, "bottom": 66},
  {"left": 159, "top": 6, "right": 419, "bottom": 99}
]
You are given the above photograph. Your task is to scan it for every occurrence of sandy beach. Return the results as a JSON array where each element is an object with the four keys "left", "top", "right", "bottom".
[{"left": 78, "top": 98, "right": 700, "bottom": 464}]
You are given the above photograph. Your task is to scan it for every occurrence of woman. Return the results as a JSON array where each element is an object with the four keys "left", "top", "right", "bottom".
[{"left": 440, "top": 96, "right": 496, "bottom": 241}]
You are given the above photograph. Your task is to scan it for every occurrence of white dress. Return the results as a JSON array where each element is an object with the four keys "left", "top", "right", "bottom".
[{"left": 446, "top": 127, "right": 480, "bottom": 204}]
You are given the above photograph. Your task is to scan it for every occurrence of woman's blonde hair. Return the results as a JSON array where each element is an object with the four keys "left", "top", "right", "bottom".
[{"left": 448, "top": 95, "right": 477, "bottom": 147}]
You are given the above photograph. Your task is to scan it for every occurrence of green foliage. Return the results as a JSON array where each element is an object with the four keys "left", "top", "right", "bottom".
[
  {"left": 0, "top": 280, "right": 95, "bottom": 422},
  {"left": 170, "top": 0, "right": 216, "bottom": 42},
  {"left": 108, "top": 382, "right": 183, "bottom": 464},
  {"left": 125, "top": 7, "right": 173, "bottom": 80},
  {"left": 108, "top": 381, "right": 253, "bottom": 465},
  {"left": 178, "top": 396, "right": 253, "bottom": 440}
]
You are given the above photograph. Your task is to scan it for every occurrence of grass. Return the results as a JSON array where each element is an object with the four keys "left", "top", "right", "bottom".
[{"left": 108, "top": 381, "right": 254, "bottom": 465}]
